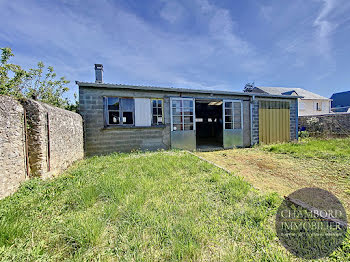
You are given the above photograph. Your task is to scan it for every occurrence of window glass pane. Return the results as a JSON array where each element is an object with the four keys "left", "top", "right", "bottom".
[
  {"left": 173, "top": 116, "right": 182, "bottom": 124},
  {"left": 184, "top": 124, "right": 193, "bottom": 130},
  {"left": 183, "top": 108, "right": 193, "bottom": 115},
  {"left": 121, "top": 98, "right": 134, "bottom": 111},
  {"left": 172, "top": 107, "right": 182, "bottom": 114},
  {"left": 152, "top": 116, "right": 157, "bottom": 124},
  {"left": 157, "top": 117, "right": 163, "bottom": 123},
  {"left": 225, "top": 123, "right": 233, "bottom": 129},
  {"left": 172, "top": 100, "right": 182, "bottom": 108},
  {"left": 157, "top": 108, "right": 162, "bottom": 115},
  {"left": 153, "top": 108, "right": 157, "bottom": 115},
  {"left": 184, "top": 116, "right": 193, "bottom": 123},
  {"left": 152, "top": 100, "right": 157, "bottom": 107},
  {"left": 109, "top": 111, "right": 119, "bottom": 124},
  {"left": 233, "top": 102, "right": 242, "bottom": 129},
  {"left": 108, "top": 97, "right": 119, "bottom": 110},
  {"left": 225, "top": 108, "right": 232, "bottom": 116},
  {"left": 122, "top": 112, "right": 133, "bottom": 124},
  {"left": 183, "top": 100, "right": 193, "bottom": 108},
  {"left": 157, "top": 100, "right": 162, "bottom": 107},
  {"left": 225, "top": 102, "right": 232, "bottom": 108},
  {"left": 173, "top": 124, "right": 183, "bottom": 131},
  {"left": 225, "top": 116, "right": 232, "bottom": 123}
]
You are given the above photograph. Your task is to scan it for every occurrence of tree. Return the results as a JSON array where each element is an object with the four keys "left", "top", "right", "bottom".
[
  {"left": 243, "top": 82, "right": 255, "bottom": 93},
  {"left": 0, "top": 47, "right": 75, "bottom": 109},
  {"left": 0, "top": 47, "right": 30, "bottom": 97},
  {"left": 26, "top": 61, "right": 70, "bottom": 108}
]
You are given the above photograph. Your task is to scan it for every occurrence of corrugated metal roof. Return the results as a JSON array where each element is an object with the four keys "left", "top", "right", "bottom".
[
  {"left": 76, "top": 81, "right": 302, "bottom": 99},
  {"left": 255, "top": 86, "right": 329, "bottom": 100}
]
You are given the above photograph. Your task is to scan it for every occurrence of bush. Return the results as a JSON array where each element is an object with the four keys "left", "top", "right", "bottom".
[{"left": 298, "top": 131, "right": 310, "bottom": 139}]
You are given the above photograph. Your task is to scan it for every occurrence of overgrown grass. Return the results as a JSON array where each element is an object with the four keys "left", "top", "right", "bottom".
[
  {"left": 0, "top": 151, "right": 295, "bottom": 261},
  {"left": 262, "top": 137, "right": 350, "bottom": 161}
]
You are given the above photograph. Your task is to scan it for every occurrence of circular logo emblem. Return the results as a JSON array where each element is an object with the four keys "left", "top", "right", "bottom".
[{"left": 275, "top": 187, "right": 347, "bottom": 259}]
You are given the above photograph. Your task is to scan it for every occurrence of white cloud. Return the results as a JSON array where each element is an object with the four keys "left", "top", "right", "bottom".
[
  {"left": 0, "top": 0, "right": 269, "bottom": 94},
  {"left": 159, "top": 1, "right": 185, "bottom": 24},
  {"left": 260, "top": 5, "right": 273, "bottom": 22},
  {"left": 313, "top": 0, "right": 338, "bottom": 58}
]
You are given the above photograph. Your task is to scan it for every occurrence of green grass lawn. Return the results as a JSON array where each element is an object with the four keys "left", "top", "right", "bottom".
[
  {"left": 262, "top": 137, "right": 350, "bottom": 161},
  {"left": 0, "top": 151, "right": 296, "bottom": 261},
  {"left": 1, "top": 148, "right": 349, "bottom": 261}
]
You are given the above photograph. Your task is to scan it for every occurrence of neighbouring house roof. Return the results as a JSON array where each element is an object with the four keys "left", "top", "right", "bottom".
[
  {"left": 330, "top": 91, "right": 350, "bottom": 108},
  {"left": 253, "top": 86, "right": 329, "bottom": 100},
  {"left": 76, "top": 81, "right": 302, "bottom": 99}
]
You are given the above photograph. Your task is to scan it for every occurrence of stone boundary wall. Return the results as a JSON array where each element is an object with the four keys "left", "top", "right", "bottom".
[
  {"left": 0, "top": 96, "right": 84, "bottom": 198},
  {"left": 0, "top": 96, "right": 27, "bottom": 199},
  {"left": 298, "top": 113, "right": 350, "bottom": 137},
  {"left": 22, "top": 99, "right": 84, "bottom": 178}
]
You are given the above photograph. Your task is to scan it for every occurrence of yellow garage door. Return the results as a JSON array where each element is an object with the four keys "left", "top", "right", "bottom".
[{"left": 259, "top": 101, "right": 290, "bottom": 144}]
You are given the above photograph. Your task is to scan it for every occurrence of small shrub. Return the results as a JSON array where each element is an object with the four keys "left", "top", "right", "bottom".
[{"left": 298, "top": 130, "right": 310, "bottom": 139}]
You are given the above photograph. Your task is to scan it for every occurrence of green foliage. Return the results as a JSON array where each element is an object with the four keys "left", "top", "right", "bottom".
[
  {"left": 0, "top": 47, "right": 76, "bottom": 109},
  {"left": 0, "top": 47, "right": 30, "bottom": 98},
  {"left": 25, "top": 61, "right": 70, "bottom": 108},
  {"left": 298, "top": 130, "right": 310, "bottom": 139}
]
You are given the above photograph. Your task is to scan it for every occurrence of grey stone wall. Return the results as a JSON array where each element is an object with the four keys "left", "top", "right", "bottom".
[
  {"left": 0, "top": 96, "right": 27, "bottom": 199},
  {"left": 299, "top": 113, "right": 350, "bottom": 137},
  {"left": 1, "top": 96, "right": 84, "bottom": 198},
  {"left": 23, "top": 99, "right": 84, "bottom": 178}
]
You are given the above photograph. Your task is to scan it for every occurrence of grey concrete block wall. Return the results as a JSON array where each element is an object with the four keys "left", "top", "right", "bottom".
[
  {"left": 79, "top": 85, "right": 299, "bottom": 154},
  {"left": 290, "top": 99, "right": 298, "bottom": 140},
  {"left": 79, "top": 87, "right": 171, "bottom": 156},
  {"left": 79, "top": 86, "right": 256, "bottom": 155},
  {"left": 242, "top": 100, "right": 251, "bottom": 147},
  {"left": 251, "top": 99, "right": 259, "bottom": 145},
  {"left": 0, "top": 96, "right": 27, "bottom": 199}
]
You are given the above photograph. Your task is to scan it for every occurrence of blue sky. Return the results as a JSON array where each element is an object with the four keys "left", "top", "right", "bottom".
[{"left": 1, "top": 0, "right": 350, "bottom": 100}]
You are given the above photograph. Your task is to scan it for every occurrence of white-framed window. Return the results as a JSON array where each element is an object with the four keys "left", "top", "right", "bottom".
[
  {"left": 151, "top": 99, "right": 164, "bottom": 125},
  {"left": 171, "top": 98, "right": 195, "bottom": 131},
  {"left": 223, "top": 100, "right": 242, "bottom": 130},
  {"left": 104, "top": 97, "right": 134, "bottom": 126},
  {"left": 314, "top": 102, "right": 322, "bottom": 111}
]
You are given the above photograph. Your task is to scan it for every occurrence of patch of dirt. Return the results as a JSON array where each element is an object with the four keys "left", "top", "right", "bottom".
[{"left": 196, "top": 148, "right": 350, "bottom": 212}]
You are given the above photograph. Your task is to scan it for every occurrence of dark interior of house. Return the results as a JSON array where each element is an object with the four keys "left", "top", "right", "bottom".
[{"left": 195, "top": 100, "right": 223, "bottom": 149}]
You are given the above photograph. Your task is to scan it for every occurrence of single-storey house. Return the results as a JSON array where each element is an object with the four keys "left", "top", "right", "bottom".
[
  {"left": 77, "top": 65, "right": 299, "bottom": 155},
  {"left": 244, "top": 86, "right": 331, "bottom": 116},
  {"left": 330, "top": 91, "right": 350, "bottom": 113}
]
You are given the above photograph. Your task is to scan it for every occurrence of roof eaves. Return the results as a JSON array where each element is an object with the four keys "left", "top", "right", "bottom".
[{"left": 76, "top": 81, "right": 302, "bottom": 99}]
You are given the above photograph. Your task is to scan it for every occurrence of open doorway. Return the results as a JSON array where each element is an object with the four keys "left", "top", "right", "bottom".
[{"left": 195, "top": 99, "right": 223, "bottom": 150}]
